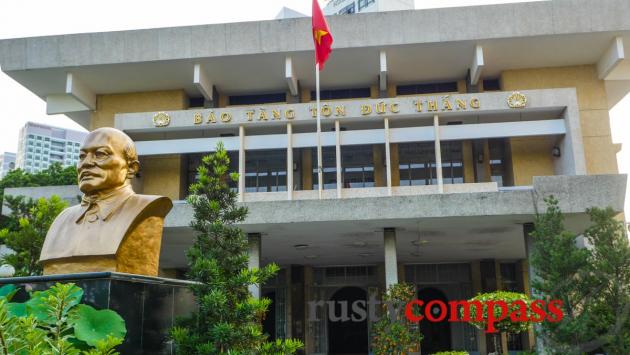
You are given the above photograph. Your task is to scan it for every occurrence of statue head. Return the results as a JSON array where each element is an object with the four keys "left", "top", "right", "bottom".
[{"left": 77, "top": 128, "right": 139, "bottom": 195}]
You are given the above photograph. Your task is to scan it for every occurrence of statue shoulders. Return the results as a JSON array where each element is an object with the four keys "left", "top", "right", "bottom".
[{"left": 126, "top": 194, "right": 173, "bottom": 219}]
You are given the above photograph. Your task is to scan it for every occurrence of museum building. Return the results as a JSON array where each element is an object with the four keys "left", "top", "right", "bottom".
[{"left": 1, "top": 0, "right": 630, "bottom": 353}]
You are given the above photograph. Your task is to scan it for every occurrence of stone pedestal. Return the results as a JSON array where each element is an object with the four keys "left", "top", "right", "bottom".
[{"left": 0, "top": 272, "right": 196, "bottom": 355}]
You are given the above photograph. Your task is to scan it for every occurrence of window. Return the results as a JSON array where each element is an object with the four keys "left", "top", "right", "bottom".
[
  {"left": 74, "top": 142, "right": 80, "bottom": 146},
  {"left": 28, "top": 148, "right": 33, "bottom": 152},
  {"left": 441, "top": 141, "right": 464, "bottom": 184},
  {"left": 245, "top": 150, "right": 287, "bottom": 192},
  {"left": 44, "top": 137, "right": 50, "bottom": 141},
  {"left": 28, "top": 141, "right": 34, "bottom": 145},
  {"left": 229, "top": 92, "right": 286, "bottom": 106},
  {"left": 396, "top": 82, "right": 458, "bottom": 96},
  {"left": 36, "top": 142, "right": 42, "bottom": 147},
  {"left": 310, "top": 87, "right": 370, "bottom": 101},
  {"left": 338, "top": 2, "right": 355, "bottom": 14},
  {"left": 358, "top": 0, "right": 374, "bottom": 11},
  {"left": 483, "top": 79, "right": 501, "bottom": 91},
  {"left": 28, "top": 134, "right": 34, "bottom": 139},
  {"left": 312, "top": 147, "right": 337, "bottom": 190},
  {"left": 341, "top": 145, "right": 374, "bottom": 188},
  {"left": 398, "top": 143, "right": 437, "bottom": 186},
  {"left": 488, "top": 139, "right": 508, "bottom": 187},
  {"left": 36, "top": 136, "right": 42, "bottom": 140}
]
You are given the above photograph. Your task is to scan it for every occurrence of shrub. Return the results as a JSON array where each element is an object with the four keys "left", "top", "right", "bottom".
[{"left": 0, "top": 282, "right": 126, "bottom": 354}]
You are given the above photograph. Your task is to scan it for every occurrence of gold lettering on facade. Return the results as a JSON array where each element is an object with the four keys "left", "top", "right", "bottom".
[
  {"left": 194, "top": 112, "right": 203, "bottom": 124},
  {"left": 442, "top": 96, "right": 453, "bottom": 111},
  {"left": 272, "top": 109, "right": 282, "bottom": 120},
  {"left": 321, "top": 104, "right": 332, "bottom": 117},
  {"left": 221, "top": 112, "right": 232, "bottom": 122},
  {"left": 207, "top": 111, "right": 217, "bottom": 123},
  {"left": 470, "top": 98, "right": 481, "bottom": 109},
  {"left": 361, "top": 105, "right": 372, "bottom": 115},
  {"left": 456, "top": 99, "right": 466, "bottom": 110},
  {"left": 285, "top": 109, "right": 295, "bottom": 119},
  {"left": 427, "top": 100, "right": 438, "bottom": 112},
  {"left": 246, "top": 110, "right": 255, "bottom": 121},
  {"left": 310, "top": 107, "right": 318, "bottom": 118},
  {"left": 258, "top": 109, "right": 268, "bottom": 121},
  {"left": 376, "top": 102, "right": 387, "bottom": 114},
  {"left": 390, "top": 103, "right": 399, "bottom": 113},
  {"left": 334, "top": 106, "right": 346, "bottom": 116},
  {"left": 414, "top": 100, "right": 423, "bottom": 112}
]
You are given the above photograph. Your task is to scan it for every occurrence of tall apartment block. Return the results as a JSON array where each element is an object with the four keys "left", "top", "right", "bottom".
[
  {"left": 0, "top": 152, "right": 16, "bottom": 178},
  {"left": 15, "top": 122, "right": 87, "bottom": 173}
]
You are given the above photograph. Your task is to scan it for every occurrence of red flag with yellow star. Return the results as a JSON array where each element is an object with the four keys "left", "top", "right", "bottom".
[{"left": 312, "top": 0, "right": 333, "bottom": 70}]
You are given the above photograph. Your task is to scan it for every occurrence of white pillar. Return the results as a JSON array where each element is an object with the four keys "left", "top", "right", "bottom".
[
  {"left": 248, "top": 233, "right": 262, "bottom": 299},
  {"left": 384, "top": 228, "right": 398, "bottom": 288},
  {"left": 287, "top": 122, "right": 293, "bottom": 200},
  {"left": 433, "top": 114, "right": 444, "bottom": 193},
  {"left": 384, "top": 118, "right": 392, "bottom": 196},
  {"left": 239, "top": 125, "right": 246, "bottom": 202},
  {"left": 335, "top": 120, "right": 342, "bottom": 198}
]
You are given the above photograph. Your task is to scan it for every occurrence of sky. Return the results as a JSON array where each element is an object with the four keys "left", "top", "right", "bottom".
[{"left": 0, "top": 0, "right": 628, "bottom": 213}]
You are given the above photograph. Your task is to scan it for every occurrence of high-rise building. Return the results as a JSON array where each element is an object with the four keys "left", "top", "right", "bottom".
[
  {"left": 0, "top": 0, "right": 629, "bottom": 353},
  {"left": 15, "top": 122, "right": 87, "bottom": 173},
  {"left": 0, "top": 152, "right": 16, "bottom": 178},
  {"left": 324, "top": 0, "right": 414, "bottom": 15}
]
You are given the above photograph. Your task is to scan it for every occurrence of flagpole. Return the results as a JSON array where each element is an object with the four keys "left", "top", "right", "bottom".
[{"left": 316, "top": 62, "right": 323, "bottom": 200}]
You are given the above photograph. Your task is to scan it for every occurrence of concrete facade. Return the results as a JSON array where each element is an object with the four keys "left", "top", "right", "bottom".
[{"left": 1, "top": 1, "right": 629, "bottom": 353}]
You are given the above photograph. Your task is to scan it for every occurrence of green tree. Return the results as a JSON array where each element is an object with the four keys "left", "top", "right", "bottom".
[
  {"left": 371, "top": 283, "right": 421, "bottom": 355},
  {"left": 0, "top": 195, "right": 67, "bottom": 276},
  {"left": 530, "top": 197, "right": 630, "bottom": 354},
  {"left": 581, "top": 207, "right": 630, "bottom": 354},
  {"left": 0, "top": 163, "right": 76, "bottom": 211},
  {"left": 463, "top": 291, "right": 532, "bottom": 355},
  {"left": 170, "top": 143, "right": 302, "bottom": 354}
]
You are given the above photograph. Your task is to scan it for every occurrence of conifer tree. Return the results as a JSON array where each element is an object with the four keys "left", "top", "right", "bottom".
[
  {"left": 171, "top": 143, "right": 302, "bottom": 354},
  {"left": 531, "top": 196, "right": 630, "bottom": 354}
]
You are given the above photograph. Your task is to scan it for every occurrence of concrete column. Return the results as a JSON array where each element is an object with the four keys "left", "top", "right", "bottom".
[
  {"left": 304, "top": 266, "right": 315, "bottom": 354},
  {"left": 433, "top": 114, "right": 444, "bottom": 193},
  {"left": 384, "top": 228, "right": 398, "bottom": 288},
  {"left": 287, "top": 122, "right": 293, "bottom": 200},
  {"left": 301, "top": 148, "right": 313, "bottom": 190},
  {"left": 384, "top": 118, "right": 393, "bottom": 196},
  {"left": 248, "top": 233, "right": 262, "bottom": 299},
  {"left": 238, "top": 125, "right": 245, "bottom": 202},
  {"left": 390, "top": 143, "right": 400, "bottom": 186},
  {"left": 463, "top": 140, "right": 475, "bottom": 183},
  {"left": 471, "top": 261, "right": 488, "bottom": 355},
  {"left": 495, "top": 260, "right": 509, "bottom": 355},
  {"left": 335, "top": 120, "right": 342, "bottom": 198}
]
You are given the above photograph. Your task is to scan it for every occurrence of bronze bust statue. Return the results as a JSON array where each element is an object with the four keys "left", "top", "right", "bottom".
[{"left": 40, "top": 127, "right": 172, "bottom": 276}]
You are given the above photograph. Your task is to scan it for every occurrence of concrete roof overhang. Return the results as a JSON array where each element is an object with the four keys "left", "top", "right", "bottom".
[
  {"left": 2, "top": 0, "right": 630, "bottom": 128},
  {"left": 159, "top": 174, "right": 627, "bottom": 268}
]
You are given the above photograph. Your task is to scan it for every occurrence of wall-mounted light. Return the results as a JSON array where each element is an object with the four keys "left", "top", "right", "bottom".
[
  {"left": 552, "top": 146, "right": 561, "bottom": 157},
  {"left": 477, "top": 152, "right": 484, "bottom": 164}
]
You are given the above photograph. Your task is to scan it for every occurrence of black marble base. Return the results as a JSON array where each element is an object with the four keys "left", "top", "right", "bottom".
[{"left": 0, "top": 272, "right": 196, "bottom": 355}]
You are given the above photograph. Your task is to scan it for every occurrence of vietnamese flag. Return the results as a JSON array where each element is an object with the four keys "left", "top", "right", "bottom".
[{"left": 312, "top": 0, "right": 333, "bottom": 70}]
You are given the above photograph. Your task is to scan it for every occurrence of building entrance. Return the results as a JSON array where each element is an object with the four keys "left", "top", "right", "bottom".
[
  {"left": 417, "top": 287, "right": 452, "bottom": 353},
  {"left": 327, "top": 286, "right": 369, "bottom": 355}
]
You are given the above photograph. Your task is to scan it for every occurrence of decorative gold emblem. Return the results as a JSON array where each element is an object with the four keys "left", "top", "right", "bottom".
[
  {"left": 152, "top": 112, "right": 171, "bottom": 127},
  {"left": 507, "top": 92, "right": 527, "bottom": 109}
]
